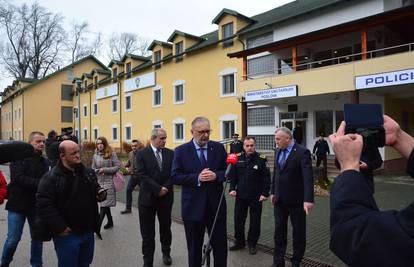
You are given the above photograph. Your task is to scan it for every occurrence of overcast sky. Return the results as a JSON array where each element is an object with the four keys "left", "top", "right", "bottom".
[{"left": 1, "top": 0, "right": 294, "bottom": 91}]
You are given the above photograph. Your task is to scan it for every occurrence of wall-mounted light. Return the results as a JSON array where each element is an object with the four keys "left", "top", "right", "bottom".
[{"left": 265, "top": 82, "right": 272, "bottom": 89}]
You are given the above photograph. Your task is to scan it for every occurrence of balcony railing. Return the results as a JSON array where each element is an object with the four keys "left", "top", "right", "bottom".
[{"left": 247, "top": 42, "right": 414, "bottom": 79}]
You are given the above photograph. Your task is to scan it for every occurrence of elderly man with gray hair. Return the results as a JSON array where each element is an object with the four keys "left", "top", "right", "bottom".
[
  {"left": 134, "top": 128, "right": 174, "bottom": 267},
  {"left": 270, "top": 127, "right": 314, "bottom": 267}
]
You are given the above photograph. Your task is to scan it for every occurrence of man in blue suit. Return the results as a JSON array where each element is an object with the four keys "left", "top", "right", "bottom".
[
  {"left": 270, "top": 127, "right": 314, "bottom": 267},
  {"left": 171, "top": 116, "right": 228, "bottom": 267}
]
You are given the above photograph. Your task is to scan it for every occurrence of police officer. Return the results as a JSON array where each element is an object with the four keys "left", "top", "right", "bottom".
[
  {"left": 230, "top": 133, "right": 243, "bottom": 154},
  {"left": 228, "top": 136, "right": 271, "bottom": 255},
  {"left": 312, "top": 132, "right": 330, "bottom": 184}
]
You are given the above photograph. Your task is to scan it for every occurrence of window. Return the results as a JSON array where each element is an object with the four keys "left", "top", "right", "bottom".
[
  {"left": 84, "top": 80, "right": 87, "bottom": 90},
  {"left": 83, "top": 128, "right": 88, "bottom": 141},
  {"left": 153, "top": 87, "right": 162, "bottom": 106},
  {"left": 94, "top": 76, "right": 98, "bottom": 89},
  {"left": 61, "top": 107, "right": 73, "bottom": 123},
  {"left": 83, "top": 105, "right": 87, "bottom": 117},
  {"left": 93, "top": 128, "right": 98, "bottom": 140},
  {"left": 248, "top": 107, "right": 275, "bottom": 126},
  {"left": 175, "top": 41, "right": 183, "bottom": 62},
  {"left": 125, "top": 95, "right": 132, "bottom": 111},
  {"left": 18, "top": 108, "right": 21, "bottom": 119},
  {"left": 126, "top": 62, "right": 131, "bottom": 78},
  {"left": 125, "top": 125, "right": 132, "bottom": 141},
  {"left": 75, "top": 129, "right": 79, "bottom": 137},
  {"left": 61, "top": 84, "right": 73, "bottom": 101},
  {"left": 174, "top": 123, "right": 184, "bottom": 142},
  {"left": 154, "top": 51, "right": 161, "bottom": 69},
  {"left": 174, "top": 84, "right": 184, "bottom": 103},
  {"left": 112, "top": 126, "right": 118, "bottom": 141},
  {"left": 247, "top": 54, "right": 275, "bottom": 77},
  {"left": 315, "top": 110, "right": 333, "bottom": 136},
  {"left": 113, "top": 68, "right": 118, "bottom": 82},
  {"left": 246, "top": 32, "right": 273, "bottom": 49},
  {"left": 112, "top": 97, "right": 118, "bottom": 113},
  {"left": 93, "top": 102, "right": 98, "bottom": 116},
  {"left": 222, "top": 121, "right": 235, "bottom": 139},
  {"left": 154, "top": 125, "right": 161, "bottom": 129},
  {"left": 222, "top": 74, "right": 235, "bottom": 95},
  {"left": 222, "top": 22, "right": 233, "bottom": 47}
]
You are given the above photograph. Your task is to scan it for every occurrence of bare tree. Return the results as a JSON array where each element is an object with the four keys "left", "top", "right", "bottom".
[
  {"left": 107, "top": 32, "right": 150, "bottom": 60},
  {"left": 0, "top": 2, "right": 65, "bottom": 79},
  {"left": 66, "top": 20, "right": 102, "bottom": 63}
]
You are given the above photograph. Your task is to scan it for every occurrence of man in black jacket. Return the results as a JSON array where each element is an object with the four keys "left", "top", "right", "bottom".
[
  {"left": 329, "top": 115, "right": 414, "bottom": 267},
  {"left": 312, "top": 133, "right": 330, "bottom": 183},
  {"left": 134, "top": 128, "right": 174, "bottom": 267},
  {"left": 36, "top": 140, "right": 106, "bottom": 267},
  {"left": 1, "top": 131, "right": 48, "bottom": 267},
  {"left": 228, "top": 136, "right": 270, "bottom": 255}
]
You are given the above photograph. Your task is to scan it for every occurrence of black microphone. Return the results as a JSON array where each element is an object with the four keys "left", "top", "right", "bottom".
[
  {"left": 0, "top": 141, "right": 35, "bottom": 164},
  {"left": 225, "top": 153, "right": 238, "bottom": 178}
]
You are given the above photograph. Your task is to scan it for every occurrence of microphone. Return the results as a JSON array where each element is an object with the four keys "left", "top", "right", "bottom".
[
  {"left": 225, "top": 153, "right": 238, "bottom": 178},
  {"left": 0, "top": 141, "right": 35, "bottom": 164}
]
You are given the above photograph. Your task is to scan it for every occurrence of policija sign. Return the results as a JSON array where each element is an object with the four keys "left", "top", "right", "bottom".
[{"left": 355, "top": 69, "right": 414, "bottom": 90}]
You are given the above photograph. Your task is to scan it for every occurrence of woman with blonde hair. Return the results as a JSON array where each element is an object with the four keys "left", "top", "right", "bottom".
[{"left": 92, "top": 136, "right": 121, "bottom": 229}]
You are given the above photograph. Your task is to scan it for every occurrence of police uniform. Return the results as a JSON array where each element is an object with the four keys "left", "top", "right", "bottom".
[
  {"left": 230, "top": 139, "right": 243, "bottom": 154},
  {"left": 229, "top": 152, "right": 271, "bottom": 249}
]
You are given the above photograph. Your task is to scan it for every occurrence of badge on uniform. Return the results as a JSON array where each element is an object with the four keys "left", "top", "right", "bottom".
[{"left": 253, "top": 165, "right": 258, "bottom": 169}]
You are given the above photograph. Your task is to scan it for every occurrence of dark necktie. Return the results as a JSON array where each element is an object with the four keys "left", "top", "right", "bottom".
[
  {"left": 279, "top": 149, "right": 287, "bottom": 169},
  {"left": 199, "top": 148, "right": 207, "bottom": 169},
  {"left": 155, "top": 149, "right": 162, "bottom": 170}
]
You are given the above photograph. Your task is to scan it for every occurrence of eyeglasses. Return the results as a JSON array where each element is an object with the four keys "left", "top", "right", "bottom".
[
  {"left": 194, "top": 129, "right": 212, "bottom": 135},
  {"left": 159, "top": 137, "right": 167, "bottom": 140}
]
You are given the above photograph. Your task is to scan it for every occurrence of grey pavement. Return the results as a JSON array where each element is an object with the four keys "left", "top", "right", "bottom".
[{"left": 0, "top": 164, "right": 275, "bottom": 267}]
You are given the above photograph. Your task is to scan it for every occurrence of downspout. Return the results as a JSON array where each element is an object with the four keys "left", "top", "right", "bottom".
[
  {"left": 118, "top": 81, "right": 122, "bottom": 152},
  {"left": 89, "top": 90, "right": 92, "bottom": 141},
  {"left": 238, "top": 38, "right": 248, "bottom": 138}
]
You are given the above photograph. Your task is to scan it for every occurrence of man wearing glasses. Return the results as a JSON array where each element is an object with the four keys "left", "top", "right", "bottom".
[{"left": 172, "top": 117, "right": 228, "bottom": 267}]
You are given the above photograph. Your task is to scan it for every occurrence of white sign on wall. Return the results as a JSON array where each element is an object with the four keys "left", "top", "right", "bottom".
[
  {"left": 96, "top": 83, "right": 118, "bottom": 100},
  {"left": 245, "top": 85, "right": 297, "bottom": 102},
  {"left": 355, "top": 68, "right": 414, "bottom": 90},
  {"left": 124, "top": 72, "right": 156, "bottom": 92}
]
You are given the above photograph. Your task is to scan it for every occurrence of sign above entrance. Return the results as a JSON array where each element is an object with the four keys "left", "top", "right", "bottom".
[
  {"left": 355, "top": 68, "right": 414, "bottom": 90},
  {"left": 245, "top": 85, "right": 297, "bottom": 102},
  {"left": 124, "top": 72, "right": 155, "bottom": 92}
]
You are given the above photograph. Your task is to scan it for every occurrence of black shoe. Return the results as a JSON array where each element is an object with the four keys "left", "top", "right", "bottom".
[
  {"left": 229, "top": 243, "right": 245, "bottom": 251},
  {"left": 142, "top": 264, "right": 153, "bottom": 267},
  {"left": 120, "top": 209, "right": 131, "bottom": 214},
  {"left": 162, "top": 254, "right": 172, "bottom": 265},
  {"left": 103, "top": 221, "right": 113, "bottom": 229},
  {"left": 249, "top": 245, "right": 257, "bottom": 255}
]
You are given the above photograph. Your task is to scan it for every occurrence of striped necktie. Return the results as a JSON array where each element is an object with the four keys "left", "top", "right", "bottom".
[{"left": 155, "top": 149, "right": 162, "bottom": 170}]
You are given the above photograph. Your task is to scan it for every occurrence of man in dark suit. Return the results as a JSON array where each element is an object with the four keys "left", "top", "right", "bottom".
[
  {"left": 171, "top": 116, "right": 228, "bottom": 267},
  {"left": 134, "top": 128, "right": 174, "bottom": 267},
  {"left": 270, "top": 127, "right": 314, "bottom": 267},
  {"left": 230, "top": 133, "right": 243, "bottom": 154},
  {"left": 329, "top": 116, "right": 414, "bottom": 267}
]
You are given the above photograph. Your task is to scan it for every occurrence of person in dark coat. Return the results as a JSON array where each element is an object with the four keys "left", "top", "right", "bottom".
[
  {"left": 171, "top": 116, "right": 228, "bottom": 267},
  {"left": 270, "top": 127, "right": 314, "bottom": 267},
  {"left": 135, "top": 129, "right": 174, "bottom": 267},
  {"left": 45, "top": 130, "right": 58, "bottom": 167},
  {"left": 312, "top": 133, "right": 330, "bottom": 183},
  {"left": 230, "top": 133, "right": 243, "bottom": 154},
  {"left": 1, "top": 131, "right": 49, "bottom": 267},
  {"left": 228, "top": 136, "right": 270, "bottom": 255},
  {"left": 36, "top": 140, "right": 107, "bottom": 267},
  {"left": 329, "top": 115, "right": 414, "bottom": 267},
  {"left": 292, "top": 122, "right": 303, "bottom": 145}
]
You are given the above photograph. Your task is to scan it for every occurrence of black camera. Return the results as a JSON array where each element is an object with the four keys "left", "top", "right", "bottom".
[{"left": 344, "top": 104, "right": 385, "bottom": 147}]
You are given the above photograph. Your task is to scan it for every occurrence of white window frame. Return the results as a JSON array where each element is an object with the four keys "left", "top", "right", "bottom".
[
  {"left": 124, "top": 123, "right": 132, "bottom": 141},
  {"left": 93, "top": 127, "right": 99, "bottom": 140},
  {"left": 173, "top": 80, "right": 185, "bottom": 104},
  {"left": 112, "top": 96, "right": 118, "bottom": 113},
  {"left": 152, "top": 85, "right": 162, "bottom": 107},
  {"left": 83, "top": 104, "right": 88, "bottom": 117},
  {"left": 93, "top": 101, "right": 98, "bottom": 116},
  {"left": 152, "top": 120, "right": 163, "bottom": 129},
  {"left": 172, "top": 118, "right": 185, "bottom": 143},
  {"left": 112, "top": 124, "right": 118, "bottom": 141},
  {"left": 219, "top": 114, "right": 238, "bottom": 140},
  {"left": 218, "top": 67, "right": 237, "bottom": 97},
  {"left": 125, "top": 94, "right": 132, "bottom": 112}
]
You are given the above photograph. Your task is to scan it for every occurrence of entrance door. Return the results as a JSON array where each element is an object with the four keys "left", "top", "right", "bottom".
[
  {"left": 280, "top": 119, "right": 294, "bottom": 130},
  {"left": 280, "top": 119, "right": 307, "bottom": 147}
]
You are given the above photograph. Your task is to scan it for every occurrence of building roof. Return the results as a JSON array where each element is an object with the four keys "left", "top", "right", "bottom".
[
  {"left": 148, "top": 40, "right": 173, "bottom": 51},
  {"left": 212, "top": 8, "right": 256, "bottom": 25},
  {"left": 167, "top": 30, "right": 205, "bottom": 43},
  {"left": 108, "top": 59, "right": 124, "bottom": 67},
  {"left": 237, "top": 0, "right": 349, "bottom": 36},
  {"left": 121, "top": 53, "right": 151, "bottom": 62},
  {"left": 91, "top": 68, "right": 111, "bottom": 76}
]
